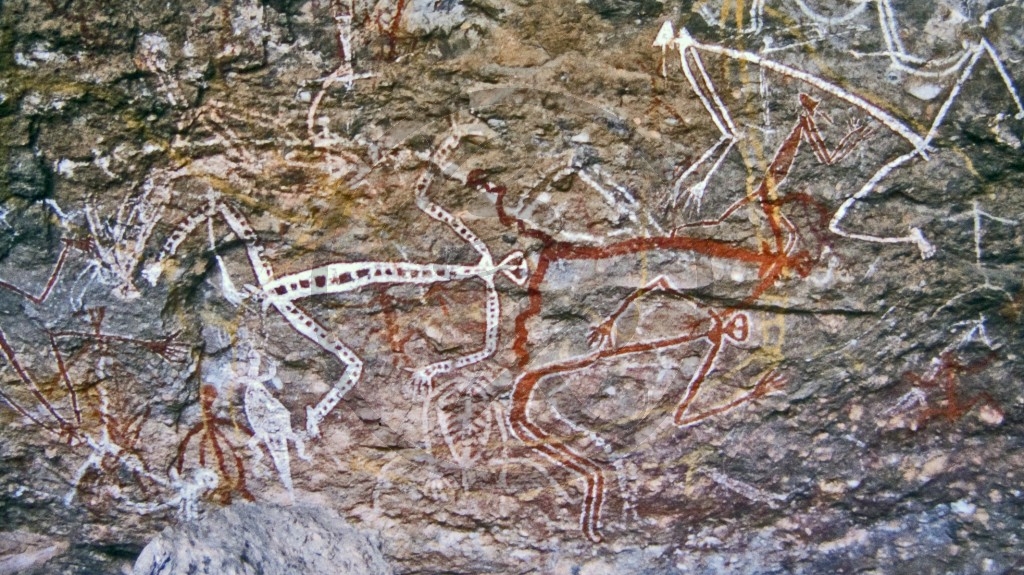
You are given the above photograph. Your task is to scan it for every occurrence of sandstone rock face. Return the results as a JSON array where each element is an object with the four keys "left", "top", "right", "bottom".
[
  {"left": 1, "top": 0, "right": 1023, "bottom": 573},
  {"left": 132, "top": 503, "right": 392, "bottom": 575}
]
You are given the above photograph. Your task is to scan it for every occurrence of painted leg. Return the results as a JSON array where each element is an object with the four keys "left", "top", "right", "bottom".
[
  {"left": 509, "top": 413, "right": 606, "bottom": 543},
  {"left": 272, "top": 301, "right": 363, "bottom": 438},
  {"left": 411, "top": 278, "right": 501, "bottom": 392}
]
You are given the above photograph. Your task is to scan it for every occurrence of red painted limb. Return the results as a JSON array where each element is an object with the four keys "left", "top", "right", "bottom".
[
  {"left": 587, "top": 276, "right": 680, "bottom": 348},
  {"left": 330, "top": 0, "right": 349, "bottom": 61},
  {"left": 802, "top": 113, "right": 874, "bottom": 166},
  {"left": 904, "top": 351, "right": 1001, "bottom": 425},
  {"left": 510, "top": 310, "right": 740, "bottom": 542},
  {"left": 50, "top": 329, "right": 188, "bottom": 363},
  {"left": 678, "top": 95, "right": 871, "bottom": 262},
  {"left": 48, "top": 332, "right": 82, "bottom": 425},
  {"left": 0, "top": 243, "right": 70, "bottom": 305},
  {"left": 510, "top": 416, "right": 606, "bottom": 542},
  {"left": 673, "top": 335, "right": 725, "bottom": 426},
  {"left": 174, "top": 385, "right": 253, "bottom": 503},
  {"left": 0, "top": 327, "right": 70, "bottom": 431},
  {"left": 676, "top": 369, "right": 786, "bottom": 427},
  {"left": 0, "top": 238, "right": 93, "bottom": 305},
  {"left": 125, "top": 407, "right": 151, "bottom": 457},
  {"left": 0, "top": 379, "right": 44, "bottom": 427},
  {"left": 769, "top": 191, "right": 834, "bottom": 255},
  {"left": 375, "top": 0, "right": 407, "bottom": 58},
  {"left": 509, "top": 355, "right": 608, "bottom": 543}
]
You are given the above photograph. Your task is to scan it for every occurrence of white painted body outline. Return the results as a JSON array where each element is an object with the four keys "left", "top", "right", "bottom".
[
  {"left": 306, "top": 0, "right": 375, "bottom": 145},
  {"left": 229, "top": 336, "right": 312, "bottom": 498},
  {"left": 148, "top": 120, "right": 529, "bottom": 443},
  {"left": 245, "top": 378, "right": 311, "bottom": 497},
  {"left": 660, "top": 22, "right": 1024, "bottom": 258}
]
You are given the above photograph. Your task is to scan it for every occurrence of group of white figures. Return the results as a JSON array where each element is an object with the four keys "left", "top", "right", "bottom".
[{"left": 2, "top": 0, "right": 1022, "bottom": 542}]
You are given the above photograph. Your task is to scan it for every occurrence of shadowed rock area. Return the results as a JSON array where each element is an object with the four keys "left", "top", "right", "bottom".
[{"left": 132, "top": 503, "right": 392, "bottom": 575}]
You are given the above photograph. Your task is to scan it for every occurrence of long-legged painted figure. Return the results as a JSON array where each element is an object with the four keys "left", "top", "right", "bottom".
[
  {"left": 510, "top": 281, "right": 784, "bottom": 542},
  {"left": 465, "top": 42, "right": 878, "bottom": 542},
  {"left": 679, "top": 92, "right": 873, "bottom": 259},
  {"left": 654, "top": 21, "right": 739, "bottom": 210},
  {"left": 661, "top": 22, "right": 1024, "bottom": 258},
  {"left": 480, "top": 64, "right": 885, "bottom": 540},
  {"left": 146, "top": 119, "right": 529, "bottom": 441},
  {"left": 497, "top": 93, "right": 863, "bottom": 542}
]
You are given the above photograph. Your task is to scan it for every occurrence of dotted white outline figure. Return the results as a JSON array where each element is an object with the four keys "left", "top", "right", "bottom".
[{"left": 146, "top": 118, "right": 530, "bottom": 444}]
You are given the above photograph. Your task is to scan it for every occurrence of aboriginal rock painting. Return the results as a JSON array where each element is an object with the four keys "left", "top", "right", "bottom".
[{"left": 2, "top": 0, "right": 1023, "bottom": 571}]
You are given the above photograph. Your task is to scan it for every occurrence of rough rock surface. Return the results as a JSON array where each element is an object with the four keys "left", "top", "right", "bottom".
[
  {"left": 131, "top": 503, "right": 392, "bottom": 575},
  {"left": 1, "top": 0, "right": 1023, "bottom": 573}
]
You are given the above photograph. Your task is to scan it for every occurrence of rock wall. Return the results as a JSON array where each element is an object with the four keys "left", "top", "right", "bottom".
[{"left": 1, "top": 0, "right": 1023, "bottom": 573}]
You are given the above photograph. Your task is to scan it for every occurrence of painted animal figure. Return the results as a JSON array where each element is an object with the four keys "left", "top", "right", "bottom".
[
  {"left": 659, "top": 21, "right": 1024, "bottom": 258},
  {"left": 146, "top": 119, "right": 529, "bottom": 447}
]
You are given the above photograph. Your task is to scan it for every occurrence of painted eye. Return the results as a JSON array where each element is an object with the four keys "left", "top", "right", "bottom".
[{"left": 728, "top": 314, "right": 750, "bottom": 342}]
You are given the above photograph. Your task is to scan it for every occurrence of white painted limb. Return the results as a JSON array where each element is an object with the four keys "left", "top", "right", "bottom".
[
  {"left": 705, "top": 467, "right": 788, "bottom": 508},
  {"left": 148, "top": 192, "right": 278, "bottom": 298},
  {"left": 669, "top": 27, "right": 740, "bottom": 209},
  {"left": 145, "top": 195, "right": 218, "bottom": 285},
  {"left": 147, "top": 119, "right": 520, "bottom": 445},
  {"left": 828, "top": 150, "right": 935, "bottom": 258},
  {"left": 205, "top": 218, "right": 248, "bottom": 306},
  {"left": 417, "top": 123, "right": 498, "bottom": 261},
  {"left": 866, "top": 0, "right": 975, "bottom": 79},
  {"left": 931, "top": 203, "right": 1017, "bottom": 317},
  {"left": 264, "top": 433, "right": 293, "bottom": 494},
  {"left": 306, "top": 67, "right": 375, "bottom": 140},
  {"left": 791, "top": 0, "right": 868, "bottom": 27},
  {"left": 214, "top": 201, "right": 277, "bottom": 288},
  {"left": 576, "top": 166, "right": 639, "bottom": 224},
  {"left": 678, "top": 29, "right": 925, "bottom": 150},
  {"left": 676, "top": 33, "right": 737, "bottom": 138},
  {"left": 110, "top": 468, "right": 218, "bottom": 520},
  {"left": 747, "top": 0, "right": 766, "bottom": 33},
  {"left": 157, "top": 193, "right": 359, "bottom": 444},
  {"left": 270, "top": 301, "right": 363, "bottom": 438},
  {"left": 877, "top": 0, "right": 910, "bottom": 64},
  {"left": 673, "top": 136, "right": 736, "bottom": 210},
  {"left": 830, "top": 37, "right": 1023, "bottom": 258},
  {"left": 306, "top": 0, "right": 374, "bottom": 140},
  {"left": 410, "top": 277, "right": 501, "bottom": 393},
  {"left": 980, "top": 40, "right": 1024, "bottom": 120},
  {"left": 971, "top": 199, "right": 1018, "bottom": 264}
]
